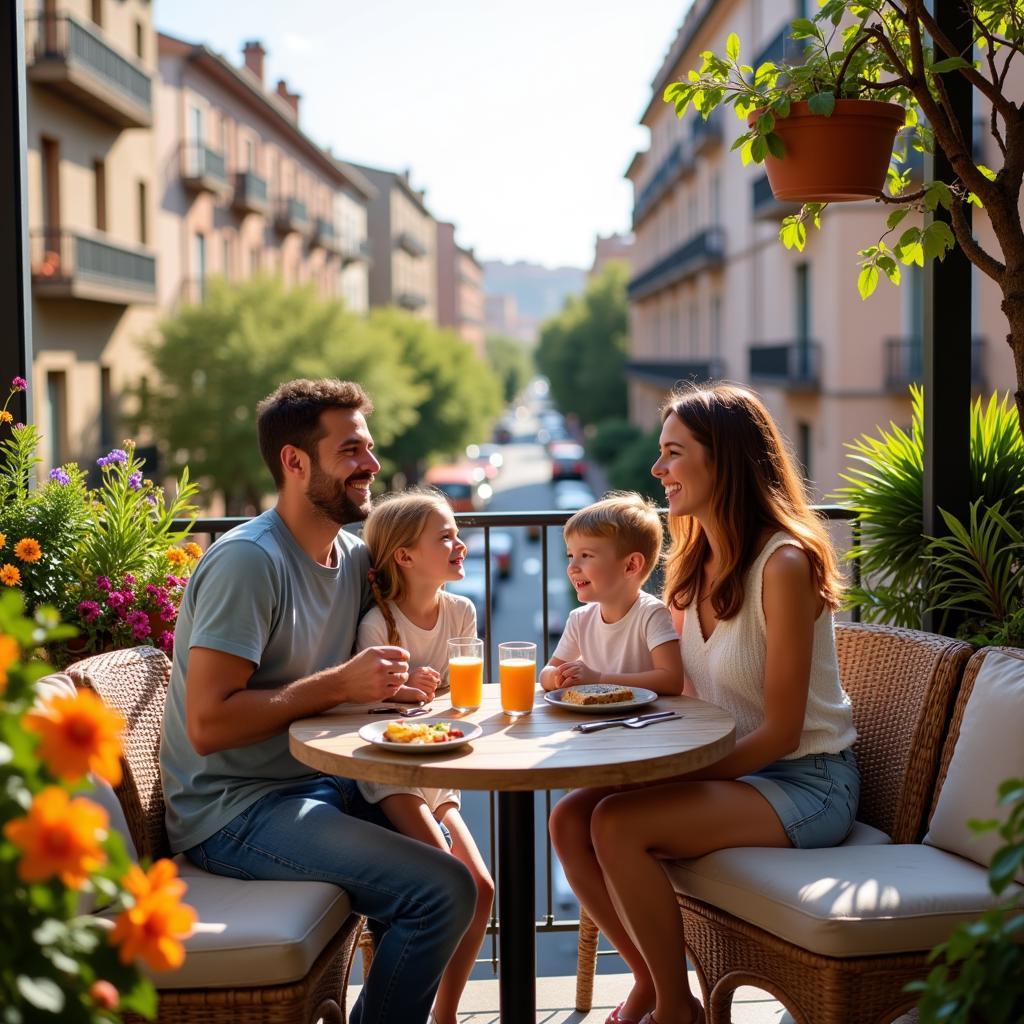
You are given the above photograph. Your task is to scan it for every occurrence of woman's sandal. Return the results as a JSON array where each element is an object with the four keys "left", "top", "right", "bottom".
[
  {"left": 637, "top": 1006, "right": 705, "bottom": 1024},
  {"left": 606, "top": 1003, "right": 639, "bottom": 1024}
]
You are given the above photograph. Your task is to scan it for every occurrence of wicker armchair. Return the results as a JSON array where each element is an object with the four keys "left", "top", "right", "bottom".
[
  {"left": 68, "top": 647, "right": 364, "bottom": 1024},
  {"left": 572, "top": 622, "right": 972, "bottom": 1015}
]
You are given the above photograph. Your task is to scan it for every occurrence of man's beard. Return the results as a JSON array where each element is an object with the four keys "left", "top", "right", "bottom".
[{"left": 306, "top": 456, "right": 372, "bottom": 526}]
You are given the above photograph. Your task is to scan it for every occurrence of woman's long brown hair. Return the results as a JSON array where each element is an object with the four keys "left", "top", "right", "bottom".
[{"left": 661, "top": 383, "right": 843, "bottom": 619}]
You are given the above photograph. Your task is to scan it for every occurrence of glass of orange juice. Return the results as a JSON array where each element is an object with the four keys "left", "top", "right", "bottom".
[
  {"left": 448, "top": 637, "right": 484, "bottom": 712},
  {"left": 498, "top": 641, "right": 536, "bottom": 717}
]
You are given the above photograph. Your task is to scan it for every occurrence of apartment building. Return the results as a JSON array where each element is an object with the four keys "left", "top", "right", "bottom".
[
  {"left": 334, "top": 160, "right": 376, "bottom": 314},
  {"left": 626, "top": 0, "right": 1016, "bottom": 497},
  {"left": 157, "top": 37, "right": 372, "bottom": 312},
  {"left": 349, "top": 163, "right": 437, "bottom": 322},
  {"left": 24, "top": 0, "right": 159, "bottom": 467},
  {"left": 436, "top": 221, "right": 485, "bottom": 355},
  {"left": 590, "top": 232, "right": 634, "bottom": 281}
]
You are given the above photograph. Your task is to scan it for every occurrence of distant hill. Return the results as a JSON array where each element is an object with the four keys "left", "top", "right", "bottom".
[{"left": 483, "top": 261, "right": 585, "bottom": 322}]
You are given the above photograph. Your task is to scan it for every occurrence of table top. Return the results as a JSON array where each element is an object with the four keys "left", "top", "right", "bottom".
[{"left": 289, "top": 690, "right": 735, "bottom": 791}]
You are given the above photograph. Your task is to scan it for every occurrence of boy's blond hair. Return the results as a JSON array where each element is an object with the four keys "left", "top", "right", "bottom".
[{"left": 564, "top": 492, "right": 664, "bottom": 584}]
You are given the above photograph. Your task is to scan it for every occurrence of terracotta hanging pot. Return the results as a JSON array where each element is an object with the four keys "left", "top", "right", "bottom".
[{"left": 750, "top": 99, "right": 905, "bottom": 203}]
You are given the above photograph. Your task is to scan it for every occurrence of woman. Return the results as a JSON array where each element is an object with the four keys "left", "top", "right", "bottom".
[{"left": 549, "top": 383, "right": 859, "bottom": 1024}]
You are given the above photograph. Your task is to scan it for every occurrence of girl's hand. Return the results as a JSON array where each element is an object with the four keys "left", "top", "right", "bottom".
[
  {"left": 409, "top": 666, "right": 441, "bottom": 700},
  {"left": 557, "top": 660, "right": 601, "bottom": 685}
]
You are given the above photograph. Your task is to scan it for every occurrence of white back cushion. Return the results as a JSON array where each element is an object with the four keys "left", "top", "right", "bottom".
[{"left": 923, "top": 650, "right": 1024, "bottom": 881}]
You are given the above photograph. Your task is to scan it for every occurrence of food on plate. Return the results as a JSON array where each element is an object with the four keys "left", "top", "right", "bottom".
[
  {"left": 562, "top": 684, "right": 635, "bottom": 706},
  {"left": 383, "top": 721, "right": 465, "bottom": 744}
]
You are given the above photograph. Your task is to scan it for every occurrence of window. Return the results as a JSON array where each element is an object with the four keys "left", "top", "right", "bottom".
[
  {"left": 690, "top": 302, "right": 700, "bottom": 356},
  {"left": 99, "top": 366, "right": 113, "bottom": 448},
  {"left": 797, "top": 421, "right": 812, "bottom": 481},
  {"left": 710, "top": 295, "right": 722, "bottom": 358},
  {"left": 244, "top": 138, "right": 256, "bottom": 173},
  {"left": 41, "top": 136, "right": 60, "bottom": 232},
  {"left": 795, "top": 263, "right": 811, "bottom": 340},
  {"left": 93, "top": 159, "right": 106, "bottom": 232},
  {"left": 188, "top": 104, "right": 203, "bottom": 144},
  {"left": 137, "top": 180, "right": 148, "bottom": 245},
  {"left": 134, "top": 21, "right": 144, "bottom": 60},
  {"left": 47, "top": 371, "right": 67, "bottom": 467},
  {"left": 250, "top": 246, "right": 260, "bottom": 275},
  {"left": 222, "top": 235, "right": 232, "bottom": 280},
  {"left": 710, "top": 174, "right": 722, "bottom": 226},
  {"left": 193, "top": 233, "right": 206, "bottom": 299},
  {"left": 90, "top": 0, "right": 102, "bottom": 27}
]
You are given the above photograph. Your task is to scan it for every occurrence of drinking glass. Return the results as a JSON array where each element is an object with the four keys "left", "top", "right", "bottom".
[
  {"left": 447, "top": 637, "right": 484, "bottom": 712},
  {"left": 498, "top": 641, "right": 536, "bottom": 717}
]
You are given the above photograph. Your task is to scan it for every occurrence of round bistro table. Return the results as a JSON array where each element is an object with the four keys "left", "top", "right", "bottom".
[{"left": 290, "top": 689, "right": 735, "bottom": 1023}]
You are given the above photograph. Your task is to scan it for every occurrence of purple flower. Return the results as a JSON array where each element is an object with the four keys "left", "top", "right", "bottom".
[
  {"left": 159, "top": 602, "right": 177, "bottom": 622},
  {"left": 97, "top": 448, "right": 128, "bottom": 468},
  {"left": 145, "top": 493, "right": 158, "bottom": 506},
  {"left": 96, "top": 575, "right": 112, "bottom": 592},
  {"left": 126, "top": 609, "right": 150, "bottom": 639},
  {"left": 11, "top": 377, "right": 27, "bottom": 392},
  {"left": 123, "top": 573, "right": 135, "bottom": 585},
  {"left": 106, "top": 591, "right": 126, "bottom": 609},
  {"left": 48, "top": 467, "right": 71, "bottom": 485},
  {"left": 77, "top": 600, "right": 101, "bottom": 623},
  {"left": 158, "top": 630, "right": 175, "bottom": 652},
  {"left": 166, "top": 574, "right": 187, "bottom": 588},
  {"left": 128, "top": 471, "right": 143, "bottom": 491}
]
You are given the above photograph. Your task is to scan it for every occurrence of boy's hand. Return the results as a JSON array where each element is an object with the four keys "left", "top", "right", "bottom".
[
  {"left": 557, "top": 660, "right": 602, "bottom": 685},
  {"left": 539, "top": 665, "right": 562, "bottom": 692},
  {"left": 408, "top": 666, "right": 441, "bottom": 700}
]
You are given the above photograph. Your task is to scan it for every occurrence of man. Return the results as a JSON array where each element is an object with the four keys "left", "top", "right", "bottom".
[{"left": 160, "top": 379, "right": 476, "bottom": 1024}]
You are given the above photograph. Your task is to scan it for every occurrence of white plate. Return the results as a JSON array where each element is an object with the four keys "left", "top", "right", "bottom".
[
  {"left": 543, "top": 686, "right": 660, "bottom": 715},
  {"left": 358, "top": 718, "right": 482, "bottom": 753}
]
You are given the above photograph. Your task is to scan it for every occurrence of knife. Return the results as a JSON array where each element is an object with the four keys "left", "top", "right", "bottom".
[{"left": 573, "top": 710, "right": 678, "bottom": 733}]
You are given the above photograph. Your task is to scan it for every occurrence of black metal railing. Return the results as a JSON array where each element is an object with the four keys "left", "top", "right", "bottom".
[
  {"left": 26, "top": 12, "right": 152, "bottom": 110},
  {"left": 233, "top": 171, "right": 269, "bottom": 214},
  {"left": 749, "top": 340, "right": 822, "bottom": 390},
  {"left": 691, "top": 109, "right": 723, "bottom": 153},
  {"left": 29, "top": 228, "right": 156, "bottom": 297},
  {"left": 632, "top": 140, "right": 694, "bottom": 228},
  {"left": 628, "top": 226, "right": 726, "bottom": 301},
  {"left": 625, "top": 359, "right": 726, "bottom": 387},
  {"left": 885, "top": 336, "right": 987, "bottom": 393},
  {"left": 340, "top": 236, "right": 371, "bottom": 262},
  {"left": 312, "top": 217, "right": 337, "bottom": 249},
  {"left": 751, "top": 172, "right": 802, "bottom": 220},
  {"left": 396, "top": 290, "right": 427, "bottom": 310},
  {"left": 182, "top": 142, "right": 228, "bottom": 187},
  {"left": 174, "top": 504, "right": 858, "bottom": 966},
  {"left": 275, "top": 197, "right": 309, "bottom": 233},
  {"left": 396, "top": 230, "right": 427, "bottom": 257}
]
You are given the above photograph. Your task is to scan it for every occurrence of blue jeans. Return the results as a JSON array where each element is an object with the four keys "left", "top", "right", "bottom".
[{"left": 185, "top": 775, "right": 476, "bottom": 1024}]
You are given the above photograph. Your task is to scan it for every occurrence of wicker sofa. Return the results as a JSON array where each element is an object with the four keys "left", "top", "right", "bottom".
[
  {"left": 575, "top": 624, "right": 1024, "bottom": 1024},
  {"left": 63, "top": 647, "right": 364, "bottom": 1024}
]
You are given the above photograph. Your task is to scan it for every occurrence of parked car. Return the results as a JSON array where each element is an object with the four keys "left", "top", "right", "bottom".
[
  {"left": 424, "top": 464, "right": 492, "bottom": 512},
  {"left": 465, "top": 443, "right": 504, "bottom": 479},
  {"left": 549, "top": 442, "right": 587, "bottom": 481},
  {"left": 553, "top": 480, "right": 596, "bottom": 511},
  {"left": 465, "top": 530, "right": 514, "bottom": 580}
]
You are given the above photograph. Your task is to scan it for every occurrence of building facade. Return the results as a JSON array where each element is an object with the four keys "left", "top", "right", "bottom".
[
  {"left": 436, "top": 221, "right": 485, "bottom": 354},
  {"left": 626, "top": 0, "right": 1016, "bottom": 497},
  {"left": 590, "top": 232, "right": 634, "bottom": 280},
  {"left": 350, "top": 163, "right": 437, "bottom": 322},
  {"left": 24, "top": 0, "right": 159, "bottom": 467},
  {"left": 156, "top": 36, "right": 370, "bottom": 312}
]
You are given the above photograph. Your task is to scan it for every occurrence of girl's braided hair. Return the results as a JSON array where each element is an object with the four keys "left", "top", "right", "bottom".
[{"left": 362, "top": 488, "right": 452, "bottom": 645}]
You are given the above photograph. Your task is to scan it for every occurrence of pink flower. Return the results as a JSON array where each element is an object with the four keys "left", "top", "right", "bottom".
[
  {"left": 166, "top": 575, "right": 187, "bottom": 588},
  {"left": 158, "top": 603, "right": 177, "bottom": 622},
  {"left": 77, "top": 600, "right": 102, "bottom": 623},
  {"left": 106, "top": 592, "right": 125, "bottom": 609},
  {"left": 11, "top": 376, "right": 27, "bottom": 392},
  {"left": 126, "top": 610, "right": 150, "bottom": 640},
  {"left": 96, "top": 576, "right": 112, "bottom": 592},
  {"left": 123, "top": 574, "right": 135, "bottom": 585},
  {"left": 158, "top": 631, "right": 174, "bottom": 652}
]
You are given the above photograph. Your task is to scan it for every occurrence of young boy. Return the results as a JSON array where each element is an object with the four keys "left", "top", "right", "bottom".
[{"left": 539, "top": 492, "right": 684, "bottom": 696}]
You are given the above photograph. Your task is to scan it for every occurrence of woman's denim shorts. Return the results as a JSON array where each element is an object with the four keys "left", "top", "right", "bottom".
[{"left": 740, "top": 748, "right": 859, "bottom": 849}]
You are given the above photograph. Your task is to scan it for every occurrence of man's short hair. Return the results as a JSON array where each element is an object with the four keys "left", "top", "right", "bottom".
[
  {"left": 257, "top": 378, "right": 372, "bottom": 488},
  {"left": 564, "top": 492, "right": 664, "bottom": 583}
]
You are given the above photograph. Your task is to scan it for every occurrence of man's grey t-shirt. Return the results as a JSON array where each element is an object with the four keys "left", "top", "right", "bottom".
[{"left": 160, "top": 508, "right": 370, "bottom": 853}]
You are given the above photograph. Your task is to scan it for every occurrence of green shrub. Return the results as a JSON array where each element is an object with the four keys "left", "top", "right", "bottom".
[{"left": 588, "top": 419, "right": 643, "bottom": 466}]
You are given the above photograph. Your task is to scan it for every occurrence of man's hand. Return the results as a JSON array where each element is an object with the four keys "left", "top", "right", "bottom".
[
  {"left": 556, "top": 660, "right": 601, "bottom": 685},
  {"left": 337, "top": 646, "right": 410, "bottom": 704}
]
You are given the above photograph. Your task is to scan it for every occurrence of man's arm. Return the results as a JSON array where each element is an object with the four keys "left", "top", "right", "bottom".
[{"left": 185, "top": 644, "right": 409, "bottom": 755}]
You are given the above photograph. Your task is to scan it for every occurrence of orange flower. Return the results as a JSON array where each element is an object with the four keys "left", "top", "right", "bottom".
[
  {"left": 165, "top": 547, "right": 188, "bottom": 567},
  {"left": 0, "top": 533, "right": 5, "bottom": 548},
  {"left": 14, "top": 537, "right": 41, "bottom": 563},
  {"left": 111, "top": 860, "right": 197, "bottom": 972},
  {"left": 24, "top": 688, "right": 125, "bottom": 785},
  {"left": 0, "top": 633, "right": 18, "bottom": 692},
  {"left": 184, "top": 542, "right": 203, "bottom": 561},
  {"left": 0, "top": 411, "right": 12, "bottom": 425},
  {"left": 3, "top": 787, "right": 108, "bottom": 888},
  {"left": 0, "top": 564, "right": 21, "bottom": 586}
]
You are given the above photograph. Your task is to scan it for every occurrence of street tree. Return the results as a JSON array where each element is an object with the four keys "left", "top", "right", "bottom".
[{"left": 485, "top": 334, "right": 534, "bottom": 404}]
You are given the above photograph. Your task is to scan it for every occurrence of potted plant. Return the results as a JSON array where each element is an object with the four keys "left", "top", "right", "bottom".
[{"left": 663, "top": 2, "right": 1024, "bottom": 436}]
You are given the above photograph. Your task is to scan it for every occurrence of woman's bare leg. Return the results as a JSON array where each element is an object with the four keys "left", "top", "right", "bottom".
[
  {"left": 429, "top": 805, "right": 493, "bottom": 1024},
  {"left": 591, "top": 780, "right": 790, "bottom": 1024},
  {"left": 550, "top": 787, "right": 656, "bottom": 1020}
]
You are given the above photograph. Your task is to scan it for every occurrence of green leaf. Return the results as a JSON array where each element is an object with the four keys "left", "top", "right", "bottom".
[
  {"left": 15, "top": 977, "right": 64, "bottom": 1013},
  {"left": 925, "top": 181, "right": 953, "bottom": 212},
  {"left": 765, "top": 132, "right": 786, "bottom": 159},
  {"left": 930, "top": 56, "right": 972, "bottom": 73},
  {"left": 789, "top": 18, "right": 818, "bottom": 39},
  {"left": 858, "top": 265, "right": 879, "bottom": 299},
  {"left": 726, "top": 32, "right": 740, "bottom": 61},
  {"left": 978, "top": 164, "right": 997, "bottom": 181},
  {"left": 807, "top": 91, "right": 836, "bottom": 116},
  {"left": 750, "top": 135, "right": 768, "bottom": 163},
  {"left": 886, "top": 208, "right": 910, "bottom": 231},
  {"left": 989, "top": 843, "right": 1024, "bottom": 892}
]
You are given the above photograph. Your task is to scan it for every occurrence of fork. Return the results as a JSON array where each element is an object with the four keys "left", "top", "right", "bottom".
[
  {"left": 574, "top": 711, "right": 681, "bottom": 733},
  {"left": 368, "top": 706, "right": 434, "bottom": 717}
]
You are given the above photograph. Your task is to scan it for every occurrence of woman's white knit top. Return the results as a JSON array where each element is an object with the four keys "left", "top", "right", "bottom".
[{"left": 680, "top": 532, "right": 856, "bottom": 759}]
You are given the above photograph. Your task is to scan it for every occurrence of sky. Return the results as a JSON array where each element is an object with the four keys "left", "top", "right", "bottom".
[{"left": 156, "top": 0, "right": 696, "bottom": 270}]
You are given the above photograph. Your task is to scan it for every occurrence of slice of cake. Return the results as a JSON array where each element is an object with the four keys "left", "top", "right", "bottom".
[{"left": 562, "top": 684, "right": 635, "bottom": 706}]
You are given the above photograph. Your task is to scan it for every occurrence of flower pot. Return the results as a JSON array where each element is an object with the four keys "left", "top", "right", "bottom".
[{"left": 751, "top": 100, "right": 905, "bottom": 203}]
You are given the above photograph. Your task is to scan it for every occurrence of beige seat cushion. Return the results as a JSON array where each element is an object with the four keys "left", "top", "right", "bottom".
[
  {"left": 924, "top": 649, "right": 1024, "bottom": 881},
  {"left": 667, "top": 843, "right": 1020, "bottom": 958},
  {"left": 138, "top": 857, "right": 354, "bottom": 989}
]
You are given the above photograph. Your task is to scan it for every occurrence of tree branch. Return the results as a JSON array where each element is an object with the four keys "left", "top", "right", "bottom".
[
  {"left": 949, "top": 196, "right": 1005, "bottom": 284},
  {"left": 877, "top": 189, "right": 927, "bottom": 204}
]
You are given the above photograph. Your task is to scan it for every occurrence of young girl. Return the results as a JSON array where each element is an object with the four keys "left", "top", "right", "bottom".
[
  {"left": 549, "top": 383, "right": 859, "bottom": 1024},
  {"left": 358, "top": 490, "right": 494, "bottom": 1024}
]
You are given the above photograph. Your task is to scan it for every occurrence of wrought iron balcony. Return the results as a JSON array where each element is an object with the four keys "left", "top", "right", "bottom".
[
  {"left": 626, "top": 359, "right": 726, "bottom": 387},
  {"left": 25, "top": 12, "right": 152, "bottom": 129},
  {"left": 627, "top": 227, "right": 726, "bottom": 301},
  {"left": 632, "top": 140, "right": 695, "bottom": 228},
  {"left": 181, "top": 143, "right": 229, "bottom": 195},
  {"left": 885, "top": 337, "right": 987, "bottom": 393},
  {"left": 30, "top": 228, "right": 156, "bottom": 305},
  {"left": 751, "top": 173, "right": 801, "bottom": 221},
  {"left": 396, "top": 230, "right": 427, "bottom": 258},
  {"left": 232, "top": 171, "right": 270, "bottom": 216},
  {"left": 274, "top": 197, "right": 310, "bottom": 235},
  {"left": 748, "top": 340, "right": 822, "bottom": 391},
  {"left": 340, "top": 236, "right": 371, "bottom": 264},
  {"left": 312, "top": 217, "right": 340, "bottom": 253},
  {"left": 691, "top": 109, "right": 723, "bottom": 155},
  {"left": 396, "top": 290, "right": 427, "bottom": 311}
]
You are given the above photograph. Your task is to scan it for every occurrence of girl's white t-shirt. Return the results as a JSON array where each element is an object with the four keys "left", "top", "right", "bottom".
[
  {"left": 553, "top": 590, "right": 679, "bottom": 671},
  {"left": 356, "top": 590, "right": 477, "bottom": 689}
]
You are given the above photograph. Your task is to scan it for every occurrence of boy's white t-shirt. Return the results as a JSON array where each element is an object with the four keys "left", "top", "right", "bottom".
[
  {"left": 357, "top": 589, "right": 477, "bottom": 689},
  {"left": 553, "top": 590, "right": 678, "bottom": 672}
]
